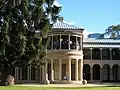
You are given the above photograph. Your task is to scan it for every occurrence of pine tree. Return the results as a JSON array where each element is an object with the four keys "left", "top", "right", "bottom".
[{"left": 0, "top": 0, "right": 61, "bottom": 85}]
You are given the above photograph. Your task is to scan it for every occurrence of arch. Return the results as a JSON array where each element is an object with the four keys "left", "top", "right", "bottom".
[
  {"left": 102, "top": 64, "right": 110, "bottom": 81},
  {"left": 112, "top": 64, "right": 119, "bottom": 81},
  {"left": 93, "top": 64, "right": 100, "bottom": 80},
  {"left": 22, "top": 66, "right": 27, "bottom": 80},
  {"left": 83, "top": 64, "right": 90, "bottom": 80}
]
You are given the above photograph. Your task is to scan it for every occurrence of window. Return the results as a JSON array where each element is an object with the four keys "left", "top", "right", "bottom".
[{"left": 61, "top": 35, "right": 69, "bottom": 49}]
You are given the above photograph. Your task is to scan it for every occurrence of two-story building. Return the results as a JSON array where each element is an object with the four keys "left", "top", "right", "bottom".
[{"left": 14, "top": 17, "right": 120, "bottom": 84}]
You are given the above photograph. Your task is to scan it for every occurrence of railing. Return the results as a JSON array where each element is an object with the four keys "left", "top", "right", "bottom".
[{"left": 47, "top": 43, "right": 81, "bottom": 50}]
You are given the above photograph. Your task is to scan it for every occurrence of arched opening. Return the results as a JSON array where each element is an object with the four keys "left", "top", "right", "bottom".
[
  {"left": 93, "top": 64, "right": 100, "bottom": 80},
  {"left": 48, "top": 63, "right": 51, "bottom": 80},
  {"left": 112, "top": 64, "right": 119, "bottom": 81},
  {"left": 22, "top": 66, "right": 27, "bottom": 80},
  {"left": 103, "top": 64, "right": 110, "bottom": 81},
  {"left": 83, "top": 64, "right": 90, "bottom": 80},
  {"left": 31, "top": 67, "right": 36, "bottom": 80}
]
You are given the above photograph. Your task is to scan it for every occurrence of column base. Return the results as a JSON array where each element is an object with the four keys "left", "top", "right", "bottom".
[{"left": 44, "top": 79, "right": 50, "bottom": 85}]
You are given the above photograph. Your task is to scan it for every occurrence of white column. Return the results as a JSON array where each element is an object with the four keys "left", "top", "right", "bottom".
[
  {"left": 45, "top": 61, "right": 48, "bottom": 80},
  {"left": 90, "top": 48, "right": 93, "bottom": 60},
  {"left": 75, "top": 59, "right": 78, "bottom": 81},
  {"left": 110, "top": 49, "right": 112, "bottom": 60},
  {"left": 60, "top": 33, "right": 61, "bottom": 49},
  {"left": 90, "top": 68, "right": 93, "bottom": 82},
  {"left": 59, "top": 59, "right": 62, "bottom": 80},
  {"left": 27, "top": 66, "right": 29, "bottom": 80},
  {"left": 81, "top": 36, "right": 83, "bottom": 50},
  {"left": 76, "top": 36, "right": 77, "bottom": 50},
  {"left": 68, "top": 59, "right": 71, "bottom": 81},
  {"left": 100, "top": 48, "right": 102, "bottom": 60},
  {"left": 15, "top": 67, "right": 18, "bottom": 80},
  {"left": 51, "top": 59, "right": 54, "bottom": 81},
  {"left": 69, "top": 33, "right": 70, "bottom": 50},
  {"left": 80, "top": 60, "right": 83, "bottom": 81}
]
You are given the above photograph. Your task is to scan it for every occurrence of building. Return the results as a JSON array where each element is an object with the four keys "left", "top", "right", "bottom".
[
  {"left": 14, "top": 17, "right": 120, "bottom": 84},
  {"left": 83, "top": 38, "right": 120, "bottom": 82}
]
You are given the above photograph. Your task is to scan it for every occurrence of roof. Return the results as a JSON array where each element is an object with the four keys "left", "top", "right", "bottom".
[
  {"left": 52, "top": 22, "right": 83, "bottom": 30},
  {"left": 83, "top": 44, "right": 120, "bottom": 48},
  {"left": 83, "top": 38, "right": 120, "bottom": 43},
  {"left": 83, "top": 38, "right": 120, "bottom": 48}
]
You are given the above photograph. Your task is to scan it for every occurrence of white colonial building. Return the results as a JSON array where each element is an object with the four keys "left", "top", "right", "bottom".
[{"left": 14, "top": 17, "right": 120, "bottom": 84}]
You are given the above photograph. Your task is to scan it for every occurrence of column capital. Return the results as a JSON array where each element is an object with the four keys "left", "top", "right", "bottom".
[
  {"left": 100, "top": 48, "right": 103, "bottom": 50},
  {"left": 109, "top": 48, "right": 112, "bottom": 50},
  {"left": 76, "top": 59, "right": 79, "bottom": 61},
  {"left": 90, "top": 48, "right": 93, "bottom": 50}
]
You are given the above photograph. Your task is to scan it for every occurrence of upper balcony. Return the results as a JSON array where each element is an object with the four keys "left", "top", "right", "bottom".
[
  {"left": 47, "top": 17, "right": 84, "bottom": 52},
  {"left": 47, "top": 33, "right": 83, "bottom": 51}
]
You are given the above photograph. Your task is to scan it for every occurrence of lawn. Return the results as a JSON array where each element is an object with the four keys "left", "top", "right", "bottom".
[{"left": 0, "top": 86, "right": 120, "bottom": 90}]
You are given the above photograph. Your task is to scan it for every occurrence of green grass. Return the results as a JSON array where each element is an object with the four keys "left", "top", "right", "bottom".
[{"left": 0, "top": 86, "right": 120, "bottom": 90}]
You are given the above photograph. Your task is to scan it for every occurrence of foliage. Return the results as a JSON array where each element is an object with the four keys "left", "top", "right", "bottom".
[
  {"left": 99, "top": 24, "right": 120, "bottom": 39},
  {"left": 0, "top": 0, "right": 61, "bottom": 75}
]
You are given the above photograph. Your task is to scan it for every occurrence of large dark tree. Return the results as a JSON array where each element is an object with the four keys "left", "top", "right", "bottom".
[{"left": 0, "top": 0, "right": 61, "bottom": 85}]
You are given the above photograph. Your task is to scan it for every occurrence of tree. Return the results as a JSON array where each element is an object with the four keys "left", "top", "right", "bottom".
[
  {"left": 99, "top": 25, "right": 120, "bottom": 39},
  {"left": 0, "top": 0, "right": 61, "bottom": 85}
]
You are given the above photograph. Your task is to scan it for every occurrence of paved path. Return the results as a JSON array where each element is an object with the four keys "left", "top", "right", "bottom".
[{"left": 15, "top": 83, "right": 120, "bottom": 87}]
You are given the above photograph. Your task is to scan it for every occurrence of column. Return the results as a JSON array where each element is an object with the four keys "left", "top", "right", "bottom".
[
  {"left": 100, "top": 48, "right": 102, "bottom": 60},
  {"left": 110, "top": 68, "right": 113, "bottom": 81},
  {"left": 81, "top": 36, "right": 83, "bottom": 50},
  {"left": 76, "top": 36, "right": 77, "bottom": 50},
  {"left": 90, "top": 48, "right": 93, "bottom": 60},
  {"left": 110, "top": 49, "right": 112, "bottom": 60},
  {"left": 51, "top": 59, "right": 54, "bottom": 81},
  {"left": 69, "top": 33, "right": 70, "bottom": 50},
  {"left": 59, "top": 59, "right": 62, "bottom": 80},
  {"left": 15, "top": 67, "right": 18, "bottom": 80},
  {"left": 80, "top": 60, "right": 83, "bottom": 81},
  {"left": 45, "top": 61, "right": 48, "bottom": 80},
  {"left": 100, "top": 68, "right": 103, "bottom": 81},
  {"left": 75, "top": 59, "right": 78, "bottom": 81},
  {"left": 68, "top": 59, "right": 71, "bottom": 81},
  {"left": 90, "top": 68, "right": 93, "bottom": 82},
  {"left": 60, "top": 33, "right": 61, "bottom": 49}
]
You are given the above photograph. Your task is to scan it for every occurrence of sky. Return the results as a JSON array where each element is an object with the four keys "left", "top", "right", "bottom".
[{"left": 56, "top": 0, "right": 120, "bottom": 37}]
